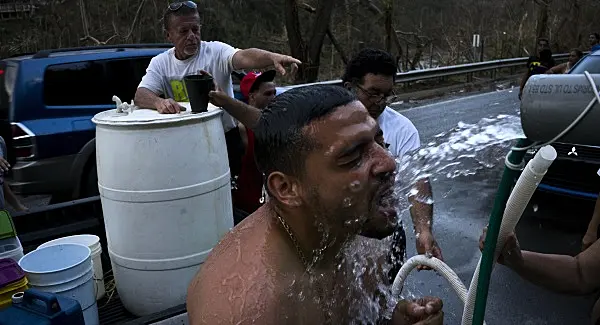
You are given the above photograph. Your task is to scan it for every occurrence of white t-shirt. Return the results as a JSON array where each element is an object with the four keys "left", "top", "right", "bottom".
[
  {"left": 377, "top": 107, "right": 421, "bottom": 159},
  {"left": 138, "top": 41, "right": 240, "bottom": 132}
]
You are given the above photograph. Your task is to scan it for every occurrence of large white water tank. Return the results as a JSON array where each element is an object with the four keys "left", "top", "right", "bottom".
[{"left": 92, "top": 104, "right": 234, "bottom": 316}]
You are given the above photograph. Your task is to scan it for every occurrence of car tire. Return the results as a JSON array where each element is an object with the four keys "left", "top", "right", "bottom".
[{"left": 81, "top": 162, "right": 99, "bottom": 198}]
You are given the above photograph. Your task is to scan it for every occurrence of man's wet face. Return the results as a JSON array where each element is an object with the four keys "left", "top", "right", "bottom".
[
  {"left": 538, "top": 40, "right": 550, "bottom": 51},
  {"left": 300, "top": 101, "right": 397, "bottom": 236},
  {"left": 250, "top": 82, "right": 277, "bottom": 110},
  {"left": 167, "top": 13, "right": 201, "bottom": 59},
  {"left": 355, "top": 73, "right": 395, "bottom": 119}
]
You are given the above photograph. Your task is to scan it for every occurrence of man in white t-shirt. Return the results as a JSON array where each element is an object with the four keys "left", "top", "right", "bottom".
[
  {"left": 342, "top": 48, "right": 442, "bottom": 278},
  {"left": 135, "top": 1, "right": 300, "bottom": 177}
]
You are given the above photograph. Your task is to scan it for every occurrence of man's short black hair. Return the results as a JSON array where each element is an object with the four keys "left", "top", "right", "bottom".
[
  {"left": 254, "top": 85, "right": 356, "bottom": 179},
  {"left": 163, "top": 2, "right": 201, "bottom": 32},
  {"left": 342, "top": 48, "right": 397, "bottom": 84}
]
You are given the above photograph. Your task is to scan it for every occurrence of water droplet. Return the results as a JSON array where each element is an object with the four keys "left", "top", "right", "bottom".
[
  {"left": 343, "top": 197, "right": 353, "bottom": 208},
  {"left": 533, "top": 204, "right": 539, "bottom": 212},
  {"left": 349, "top": 180, "right": 362, "bottom": 192}
]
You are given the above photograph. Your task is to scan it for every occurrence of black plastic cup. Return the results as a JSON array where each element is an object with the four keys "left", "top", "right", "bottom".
[{"left": 184, "top": 74, "right": 215, "bottom": 113}]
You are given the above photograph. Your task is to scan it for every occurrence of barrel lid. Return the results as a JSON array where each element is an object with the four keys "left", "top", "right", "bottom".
[{"left": 92, "top": 102, "right": 223, "bottom": 126}]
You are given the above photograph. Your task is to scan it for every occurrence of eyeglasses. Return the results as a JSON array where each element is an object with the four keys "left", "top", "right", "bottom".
[
  {"left": 355, "top": 84, "right": 398, "bottom": 105},
  {"left": 167, "top": 1, "right": 197, "bottom": 11}
]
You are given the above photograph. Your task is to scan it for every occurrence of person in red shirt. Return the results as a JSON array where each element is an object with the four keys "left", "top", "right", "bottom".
[{"left": 231, "top": 71, "right": 277, "bottom": 222}]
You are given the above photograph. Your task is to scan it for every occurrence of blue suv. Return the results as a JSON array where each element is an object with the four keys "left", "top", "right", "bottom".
[{"left": 0, "top": 44, "right": 257, "bottom": 202}]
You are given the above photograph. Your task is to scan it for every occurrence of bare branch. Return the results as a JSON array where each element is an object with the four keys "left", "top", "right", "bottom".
[
  {"left": 123, "top": 0, "right": 147, "bottom": 41},
  {"left": 359, "top": 0, "right": 382, "bottom": 16}
]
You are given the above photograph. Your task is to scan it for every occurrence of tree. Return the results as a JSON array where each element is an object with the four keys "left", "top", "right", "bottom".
[{"left": 284, "top": 0, "right": 336, "bottom": 83}]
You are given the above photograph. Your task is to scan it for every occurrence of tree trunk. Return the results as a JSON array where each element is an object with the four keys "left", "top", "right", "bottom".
[
  {"left": 384, "top": 0, "right": 392, "bottom": 53},
  {"left": 535, "top": 0, "right": 550, "bottom": 50},
  {"left": 284, "top": 0, "right": 336, "bottom": 84}
]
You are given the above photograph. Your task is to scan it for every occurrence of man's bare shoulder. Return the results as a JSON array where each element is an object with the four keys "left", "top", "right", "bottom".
[{"left": 186, "top": 212, "right": 298, "bottom": 324}]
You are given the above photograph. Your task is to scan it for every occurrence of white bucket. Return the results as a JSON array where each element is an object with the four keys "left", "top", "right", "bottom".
[
  {"left": 18, "top": 243, "right": 99, "bottom": 325},
  {"left": 0, "top": 236, "right": 23, "bottom": 263},
  {"left": 38, "top": 235, "right": 105, "bottom": 300}
]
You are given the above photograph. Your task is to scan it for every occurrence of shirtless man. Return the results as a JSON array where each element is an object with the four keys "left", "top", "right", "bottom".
[{"left": 187, "top": 85, "right": 443, "bottom": 324}]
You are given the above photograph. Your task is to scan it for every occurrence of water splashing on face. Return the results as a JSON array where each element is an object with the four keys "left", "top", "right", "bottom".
[{"left": 288, "top": 114, "right": 525, "bottom": 322}]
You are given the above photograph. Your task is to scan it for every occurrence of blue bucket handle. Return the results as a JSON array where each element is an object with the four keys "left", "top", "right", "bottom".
[{"left": 22, "top": 289, "right": 61, "bottom": 315}]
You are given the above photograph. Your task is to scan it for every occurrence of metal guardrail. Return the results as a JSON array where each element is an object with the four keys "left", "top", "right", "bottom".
[{"left": 279, "top": 52, "right": 573, "bottom": 91}]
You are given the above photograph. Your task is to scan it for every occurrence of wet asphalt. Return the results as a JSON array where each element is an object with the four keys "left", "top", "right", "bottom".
[{"left": 394, "top": 88, "right": 597, "bottom": 324}]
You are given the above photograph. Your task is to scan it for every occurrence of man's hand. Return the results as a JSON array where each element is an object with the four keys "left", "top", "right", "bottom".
[
  {"left": 208, "top": 89, "right": 235, "bottom": 108},
  {"left": 269, "top": 53, "right": 301, "bottom": 76},
  {"left": 479, "top": 226, "right": 523, "bottom": 268},
  {"left": 415, "top": 231, "right": 443, "bottom": 271},
  {"left": 582, "top": 231, "right": 597, "bottom": 251},
  {"left": 156, "top": 98, "right": 185, "bottom": 114},
  {"left": 0, "top": 157, "right": 10, "bottom": 172},
  {"left": 391, "top": 297, "right": 443, "bottom": 325}
]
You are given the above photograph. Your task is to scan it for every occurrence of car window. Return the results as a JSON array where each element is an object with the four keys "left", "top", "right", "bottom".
[
  {"left": 105, "top": 58, "right": 152, "bottom": 103},
  {"left": 44, "top": 57, "right": 152, "bottom": 106},
  {"left": 569, "top": 55, "right": 600, "bottom": 74}
]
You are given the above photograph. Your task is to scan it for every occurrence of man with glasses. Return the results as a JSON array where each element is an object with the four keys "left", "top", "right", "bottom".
[
  {"left": 342, "top": 48, "right": 442, "bottom": 278},
  {"left": 135, "top": 1, "right": 300, "bottom": 182}
]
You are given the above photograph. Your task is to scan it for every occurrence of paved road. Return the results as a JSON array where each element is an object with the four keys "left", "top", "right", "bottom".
[{"left": 393, "top": 89, "right": 597, "bottom": 324}]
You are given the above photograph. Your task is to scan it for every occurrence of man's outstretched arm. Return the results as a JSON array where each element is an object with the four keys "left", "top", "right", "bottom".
[
  {"left": 208, "top": 90, "right": 262, "bottom": 129},
  {"left": 409, "top": 177, "right": 442, "bottom": 263}
]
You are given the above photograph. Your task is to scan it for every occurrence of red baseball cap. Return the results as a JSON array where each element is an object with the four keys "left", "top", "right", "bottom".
[{"left": 240, "top": 70, "right": 276, "bottom": 99}]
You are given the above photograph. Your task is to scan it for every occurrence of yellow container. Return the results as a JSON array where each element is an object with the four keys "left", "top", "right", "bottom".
[{"left": 0, "top": 277, "right": 29, "bottom": 309}]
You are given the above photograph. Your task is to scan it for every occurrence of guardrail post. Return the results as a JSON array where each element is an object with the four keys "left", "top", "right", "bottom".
[{"left": 467, "top": 73, "right": 473, "bottom": 83}]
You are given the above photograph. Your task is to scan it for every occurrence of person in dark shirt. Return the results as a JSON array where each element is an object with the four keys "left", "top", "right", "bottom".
[
  {"left": 589, "top": 33, "right": 600, "bottom": 52},
  {"left": 519, "top": 39, "right": 555, "bottom": 99}
]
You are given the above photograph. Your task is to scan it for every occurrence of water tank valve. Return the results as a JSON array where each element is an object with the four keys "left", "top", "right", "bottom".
[{"left": 112, "top": 95, "right": 137, "bottom": 115}]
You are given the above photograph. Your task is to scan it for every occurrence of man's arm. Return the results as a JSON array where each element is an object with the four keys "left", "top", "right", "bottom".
[
  {"left": 511, "top": 239, "right": 600, "bottom": 295},
  {"left": 134, "top": 87, "right": 162, "bottom": 110},
  {"left": 134, "top": 55, "right": 184, "bottom": 114},
  {"left": 208, "top": 90, "right": 262, "bottom": 128},
  {"left": 408, "top": 178, "right": 433, "bottom": 234},
  {"left": 582, "top": 194, "right": 600, "bottom": 251},
  {"left": 481, "top": 228, "right": 600, "bottom": 295},
  {"left": 3, "top": 182, "right": 26, "bottom": 212},
  {"left": 409, "top": 178, "right": 442, "bottom": 263},
  {"left": 232, "top": 49, "right": 301, "bottom": 75},
  {"left": 135, "top": 88, "right": 184, "bottom": 114},
  {"left": 546, "top": 62, "right": 567, "bottom": 74}
]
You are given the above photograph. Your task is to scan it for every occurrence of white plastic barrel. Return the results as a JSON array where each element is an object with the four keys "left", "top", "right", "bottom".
[
  {"left": 38, "top": 234, "right": 105, "bottom": 300},
  {"left": 18, "top": 243, "right": 99, "bottom": 325},
  {"left": 92, "top": 105, "right": 234, "bottom": 316}
]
